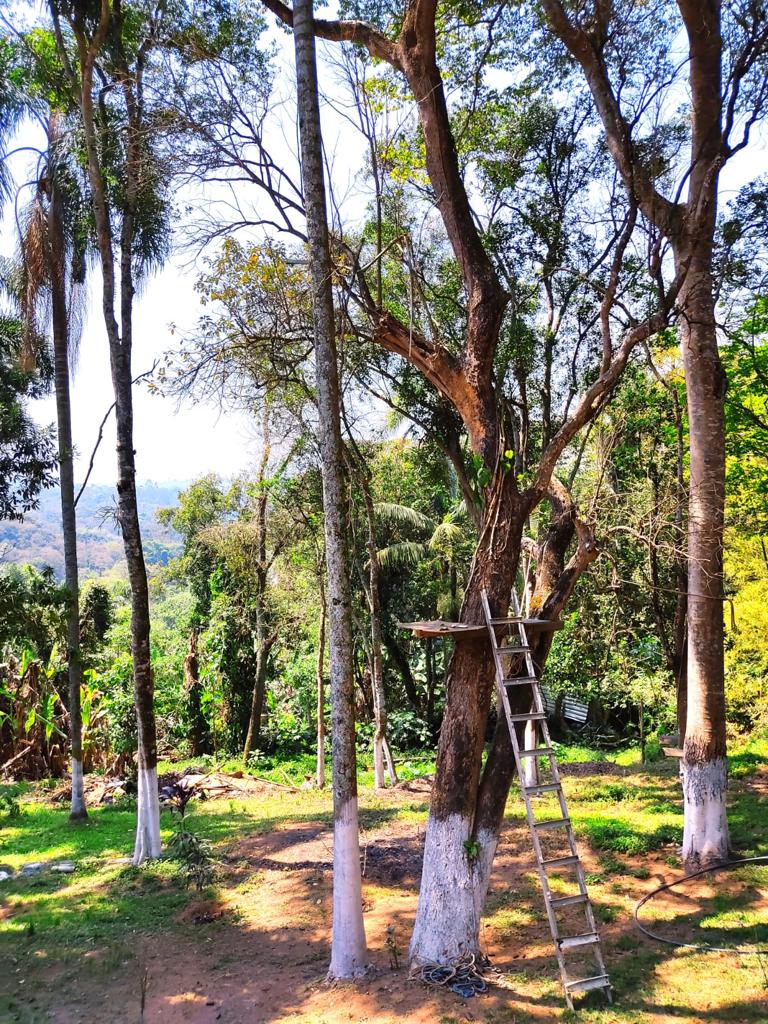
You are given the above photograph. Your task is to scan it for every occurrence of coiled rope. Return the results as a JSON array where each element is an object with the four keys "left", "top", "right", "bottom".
[
  {"left": 411, "top": 951, "right": 490, "bottom": 998},
  {"left": 633, "top": 854, "right": 768, "bottom": 955}
]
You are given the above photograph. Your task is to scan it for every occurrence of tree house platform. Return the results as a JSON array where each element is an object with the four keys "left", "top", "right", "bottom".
[{"left": 399, "top": 617, "right": 563, "bottom": 639}]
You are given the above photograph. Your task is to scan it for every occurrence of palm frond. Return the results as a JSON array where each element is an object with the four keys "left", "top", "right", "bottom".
[
  {"left": 374, "top": 502, "right": 433, "bottom": 532},
  {"left": 18, "top": 195, "right": 50, "bottom": 369},
  {"left": 376, "top": 541, "right": 428, "bottom": 571},
  {"left": 429, "top": 520, "right": 464, "bottom": 550}
]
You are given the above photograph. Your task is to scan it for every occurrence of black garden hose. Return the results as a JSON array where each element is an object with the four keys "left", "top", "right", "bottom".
[{"left": 633, "top": 855, "right": 768, "bottom": 954}]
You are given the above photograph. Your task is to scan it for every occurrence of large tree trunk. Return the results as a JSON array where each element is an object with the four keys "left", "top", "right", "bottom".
[
  {"left": 410, "top": 476, "right": 526, "bottom": 964},
  {"left": 676, "top": 251, "right": 729, "bottom": 868},
  {"left": 410, "top": 484, "right": 597, "bottom": 963},
  {"left": 541, "top": 0, "right": 731, "bottom": 871},
  {"left": 47, "top": 160, "right": 86, "bottom": 821},
  {"left": 293, "top": 0, "right": 368, "bottom": 977}
]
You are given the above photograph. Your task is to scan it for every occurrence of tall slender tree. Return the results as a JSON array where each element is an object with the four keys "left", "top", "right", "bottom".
[
  {"left": 292, "top": 0, "right": 369, "bottom": 977},
  {"left": 541, "top": 0, "right": 768, "bottom": 867},
  {"left": 47, "top": 0, "right": 169, "bottom": 861},
  {"left": 18, "top": 115, "right": 90, "bottom": 819}
]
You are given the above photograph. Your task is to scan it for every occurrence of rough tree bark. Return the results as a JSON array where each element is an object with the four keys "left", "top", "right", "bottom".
[
  {"left": 293, "top": 0, "right": 368, "bottom": 976},
  {"left": 542, "top": 0, "right": 732, "bottom": 867}
]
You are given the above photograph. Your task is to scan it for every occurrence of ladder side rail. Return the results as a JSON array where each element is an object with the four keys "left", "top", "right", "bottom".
[{"left": 511, "top": 596, "right": 607, "bottom": 999}]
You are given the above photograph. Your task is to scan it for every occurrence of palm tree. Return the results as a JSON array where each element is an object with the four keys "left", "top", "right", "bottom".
[
  {"left": 16, "top": 114, "right": 90, "bottom": 819},
  {"left": 377, "top": 501, "right": 470, "bottom": 620}
]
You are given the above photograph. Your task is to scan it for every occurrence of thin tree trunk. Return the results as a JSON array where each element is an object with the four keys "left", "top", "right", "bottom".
[
  {"left": 383, "top": 635, "right": 421, "bottom": 711},
  {"left": 184, "top": 631, "right": 207, "bottom": 757},
  {"left": 361, "top": 479, "right": 395, "bottom": 788},
  {"left": 293, "top": 0, "right": 368, "bottom": 977},
  {"left": 425, "top": 637, "right": 435, "bottom": 719},
  {"left": 242, "top": 625, "right": 274, "bottom": 762},
  {"left": 71, "top": 39, "right": 160, "bottom": 865},
  {"left": 47, "top": 150, "right": 86, "bottom": 821},
  {"left": 316, "top": 587, "right": 326, "bottom": 788}
]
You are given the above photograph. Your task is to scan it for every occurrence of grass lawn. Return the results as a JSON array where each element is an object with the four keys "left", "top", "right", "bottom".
[{"left": 1, "top": 740, "right": 767, "bottom": 1023}]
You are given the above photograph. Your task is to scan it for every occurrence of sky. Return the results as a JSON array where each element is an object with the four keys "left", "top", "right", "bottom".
[
  {"left": 29, "top": 259, "right": 260, "bottom": 487},
  {"left": 13, "top": 30, "right": 325, "bottom": 489},
  {"left": 8, "top": 14, "right": 768, "bottom": 493}
]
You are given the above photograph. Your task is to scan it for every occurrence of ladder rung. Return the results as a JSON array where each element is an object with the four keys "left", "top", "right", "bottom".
[
  {"left": 519, "top": 746, "right": 553, "bottom": 758},
  {"left": 559, "top": 932, "right": 600, "bottom": 951},
  {"left": 524, "top": 782, "right": 561, "bottom": 795},
  {"left": 549, "top": 892, "right": 587, "bottom": 908},
  {"left": 565, "top": 974, "right": 611, "bottom": 994},
  {"left": 503, "top": 676, "right": 537, "bottom": 686},
  {"left": 490, "top": 617, "right": 525, "bottom": 623},
  {"left": 534, "top": 817, "right": 571, "bottom": 832},
  {"left": 542, "top": 855, "right": 579, "bottom": 869},
  {"left": 495, "top": 645, "right": 531, "bottom": 655},
  {"left": 508, "top": 711, "right": 546, "bottom": 723}
]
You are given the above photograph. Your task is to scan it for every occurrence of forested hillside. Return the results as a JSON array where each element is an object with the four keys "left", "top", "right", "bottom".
[{"left": 0, "top": 482, "right": 182, "bottom": 577}]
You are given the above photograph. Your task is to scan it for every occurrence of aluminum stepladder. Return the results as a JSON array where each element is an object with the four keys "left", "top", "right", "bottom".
[{"left": 480, "top": 586, "right": 612, "bottom": 1009}]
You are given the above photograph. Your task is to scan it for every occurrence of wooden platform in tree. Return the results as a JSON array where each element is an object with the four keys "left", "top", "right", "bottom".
[{"left": 399, "top": 617, "right": 563, "bottom": 639}]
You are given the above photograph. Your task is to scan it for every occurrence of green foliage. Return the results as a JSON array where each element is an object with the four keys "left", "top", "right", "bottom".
[
  {"left": 0, "top": 314, "right": 56, "bottom": 521},
  {"left": 0, "top": 564, "right": 67, "bottom": 662},
  {"left": 166, "top": 824, "right": 216, "bottom": 891},
  {"left": 724, "top": 533, "right": 768, "bottom": 731},
  {"left": 463, "top": 838, "right": 480, "bottom": 862},
  {"left": 580, "top": 816, "right": 678, "bottom": 855},
  {"left": 0, "top": 789, "right": 21, "bottom": 819}
]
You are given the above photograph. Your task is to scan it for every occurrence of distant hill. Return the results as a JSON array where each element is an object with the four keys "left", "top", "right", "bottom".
[{"left": 0, "top": 481, "right": 184, "bottom": 579}]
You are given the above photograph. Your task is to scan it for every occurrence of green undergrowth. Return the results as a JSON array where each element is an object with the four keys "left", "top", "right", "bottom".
[{"left": 155, "top": 749, "right": 438, "bottom": 788}]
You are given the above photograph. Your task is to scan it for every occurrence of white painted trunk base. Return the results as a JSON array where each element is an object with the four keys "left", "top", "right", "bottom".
[
  {"left": 409, "top": 815, "right": 493, "bottom": 964},
  {"left": 522, "top": 720, "right": 540, "bottom": 788},
  {"left": 472, "top": 827, "right": 498, "bottom": 924},
  {"left": 681, "top": 757, "right": 730, "bottom": 867},
  {"left": 70, "top": 758, "right": 87, "bottom": 819},
  {"left": 373, "top": 736, "right": 386, "bottom": 790},
  {"left": 328, "top": 798, "right": 369, "bottom": 978},
  {"left": 383, "top": 738, "right": 397, "bottom": 786},
  {"left": 132, "top": 766, "right": 162, "bottom": 865}
]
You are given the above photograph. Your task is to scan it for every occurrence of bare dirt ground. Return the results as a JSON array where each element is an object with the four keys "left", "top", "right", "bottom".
[{"left": 38, "top": 813, "right": 591, "bottom": 1024}]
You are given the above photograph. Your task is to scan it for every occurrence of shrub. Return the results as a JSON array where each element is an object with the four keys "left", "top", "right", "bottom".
[{"left": 166, "top": 825, "right": 216, "bottom": 890}]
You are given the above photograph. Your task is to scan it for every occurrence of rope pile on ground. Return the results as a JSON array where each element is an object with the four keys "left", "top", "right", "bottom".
[{"left": 411, "top": 952, "right": 490, "bottom": 998}]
